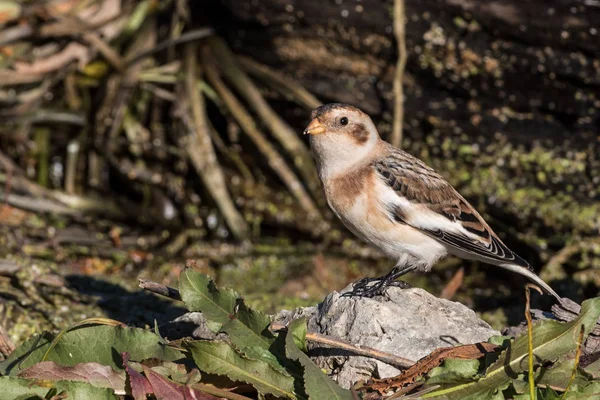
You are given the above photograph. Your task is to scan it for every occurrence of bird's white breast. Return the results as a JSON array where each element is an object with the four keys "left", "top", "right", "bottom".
[{"left": 324, "top": 170, "right": 448, "bottom": 268}]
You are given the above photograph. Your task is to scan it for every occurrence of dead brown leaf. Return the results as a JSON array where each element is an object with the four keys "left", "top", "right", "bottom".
[{"left": 362, "top": 342, "right": 499, "bottom": 395}]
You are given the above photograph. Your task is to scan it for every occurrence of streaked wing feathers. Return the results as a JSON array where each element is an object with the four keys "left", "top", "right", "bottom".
[{"left": 374, "top": 147, "right": 532, "bottom": 270}]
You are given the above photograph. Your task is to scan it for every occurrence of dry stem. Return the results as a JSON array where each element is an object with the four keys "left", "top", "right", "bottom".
[
  {"left": 202, "top": 47, "right": 322, "bottom": 221},
  {"left": 238, "top": 56, "right": 321, "bottom": 110},
  {"left": 391, "top": 0, "right": 407, "bottom": 148},
  {"left": 208, "top": 38, "right": 322, "bottom": 201},
  {"left": 183, "top": 44, "right": 249, "bottom": 240}
]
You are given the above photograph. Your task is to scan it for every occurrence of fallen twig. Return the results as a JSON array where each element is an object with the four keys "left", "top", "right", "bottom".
[
  {"left": 125, "top": 28, "right": 215, "bottom": 67},
  {"left": 82, "top": 31, "right": 126, "bottom": 72},
  {"left": 139, "top": 279, "right": 182, "bottom": 301},
  {"left": 270, "top": 322, "right": 415, "bottom": 370}
]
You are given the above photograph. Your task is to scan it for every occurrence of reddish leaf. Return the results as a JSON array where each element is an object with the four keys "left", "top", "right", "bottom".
[
  {"left": 18, "top": 361, "right": 125, "bottom": 390},
  {"left": 143, "top": 366, "right": 218, "bottom": 400},
  {"left": 363, "top": 342, "right": 499, "bottom": 394},
  {"left": 122, "top": 352, "right": 152, "bottom": 400}
]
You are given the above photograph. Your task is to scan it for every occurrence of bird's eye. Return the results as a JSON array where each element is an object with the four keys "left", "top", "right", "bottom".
[{"left": 340, "top": 117, "right": 349, "bottom": 125}]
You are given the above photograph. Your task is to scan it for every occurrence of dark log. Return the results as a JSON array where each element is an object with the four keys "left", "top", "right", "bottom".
[{"left": 216, "top": 0, "right": 600, "bottom": 144}]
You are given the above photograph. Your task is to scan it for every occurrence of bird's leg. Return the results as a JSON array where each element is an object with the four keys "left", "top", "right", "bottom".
[{"left": 345, "top": 264, "right": 416, "bottom": 298}]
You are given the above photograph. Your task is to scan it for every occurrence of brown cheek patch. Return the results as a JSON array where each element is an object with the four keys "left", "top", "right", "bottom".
[{"left": 348, "top": 123, "right": 370, "bottom": 144}]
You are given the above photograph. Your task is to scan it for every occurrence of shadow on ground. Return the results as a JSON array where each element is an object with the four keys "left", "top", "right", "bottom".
[{"left": 65, "top": 275, "right": 187, "bottom": 328}]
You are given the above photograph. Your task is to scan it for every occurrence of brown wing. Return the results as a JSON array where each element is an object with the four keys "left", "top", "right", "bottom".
[{"left": 374, "top": 146, "right": 532, "bottom": 270}]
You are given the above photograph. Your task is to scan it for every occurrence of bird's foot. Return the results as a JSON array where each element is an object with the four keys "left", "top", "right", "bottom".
[{"left": 344, "top": 275, "right": 412, "bottom": 298}]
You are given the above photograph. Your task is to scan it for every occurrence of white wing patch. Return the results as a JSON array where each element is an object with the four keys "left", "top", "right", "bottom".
[{"left": 374, "top": 179, "right": 472, "bottom": 238}]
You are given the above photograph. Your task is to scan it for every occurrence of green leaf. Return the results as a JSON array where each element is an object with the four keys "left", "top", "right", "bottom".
[
  {"left": 284, "top": 319, "right": 353, "bottom": 400},
  {"left": 426, "top": 359, "right": 481, "bottom": 385},
  {"left": 0, "top": 325, "right": 183, "bottom": 376},
  {"left": 536, "top": 353, "right": 593, "bottom": 391},
  {"left": 179, "top": 270, "right": 286, "bottom": 374},
  {"left": 583, "top": 354, "right": 600, "bottom": 379},
  {"left": 513, "top": 387, "right": 563, "bottom": 400},
  {"left": 422, "top": 297, "right": 600, "bottom": 399},
  {"left": 487, "top": 336, "right": 512, "bottom": 347},
  {"left": 564, "top": 381, "right": 600, "bottom": 398},
  {"left": 0, "top": 376, "right": 117, "bottom": 400},
  {"left": 186, "top": 340, "right": 296, "bottom": 399}
]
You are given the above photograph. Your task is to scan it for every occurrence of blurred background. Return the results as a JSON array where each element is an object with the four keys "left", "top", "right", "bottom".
[{"left": 0, "top": 0, "right": 599, "bottom": 345}]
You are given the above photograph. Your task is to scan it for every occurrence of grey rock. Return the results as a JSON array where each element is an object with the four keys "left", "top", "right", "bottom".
[{"left": 276, "top": 285, "right": 499, "bottom": 389}]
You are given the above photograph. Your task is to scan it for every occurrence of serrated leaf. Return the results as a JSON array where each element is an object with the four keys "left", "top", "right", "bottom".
[
  {"left": 186, "top": 340, "right": 296, "bottom": 399},
  {"left": 0, "top": 376, "right": 117, "bottom": 400},
  {"left": 179, "top": 270, "right": 287, "bottom": 374},
  {"left": 422, "top": 297, "right": 600, "bottom": 399},
  {"left": 284, "top": 319, "right": 353, "bottom": 400},
  {"left": 122, "top": 352, "right": 152, "bottom": 400},
  {"left": 18, "top": 361, "right": 125, "bottom": 390},
  {"left": 0, "top": 325, "right": 183, "bottom": 376}
]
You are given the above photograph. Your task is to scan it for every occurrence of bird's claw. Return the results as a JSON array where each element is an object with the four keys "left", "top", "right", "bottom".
[{"left": 344, "top": 276, "right": 412, "bottom": 298}]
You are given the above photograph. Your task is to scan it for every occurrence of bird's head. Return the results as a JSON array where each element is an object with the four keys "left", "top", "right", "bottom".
[{"left": 304, "top": 103, "right": 380, "bottom": 178}]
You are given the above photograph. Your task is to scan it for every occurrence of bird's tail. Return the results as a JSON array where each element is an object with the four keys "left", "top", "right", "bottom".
[{"left": 499, "top": 263, "right": 563, "bottom": 304}]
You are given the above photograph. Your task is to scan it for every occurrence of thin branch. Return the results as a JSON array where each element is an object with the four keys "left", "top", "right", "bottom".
[
  {"left": 391, "top": 0, "right": 407, "bottom": 148},
  {"left": 270, "top": 322, "right": 414, "bottom": 370},
  {"left": 238, "top": 56, "right": 321, "bottom": 110},
  {"left": 125, "top": 28, "right": 214, "bottom": 67},
  {"left": 0, "top": 191, "right": 75, "bottom": 215},
  {"left": 82, "top": 32, "right": 126, "bottom": 72},
  {"left": 139, "top": 279, "right": 182, "bottom": 301}
]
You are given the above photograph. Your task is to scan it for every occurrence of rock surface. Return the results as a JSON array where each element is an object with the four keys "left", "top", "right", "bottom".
[{"left": 277, "top": 285, "right": 499, "bottom": 388}]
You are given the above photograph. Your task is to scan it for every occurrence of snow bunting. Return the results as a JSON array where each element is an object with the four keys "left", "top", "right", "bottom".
[{"left": 304, "top": 103, "right": 561, "bottom": 302}]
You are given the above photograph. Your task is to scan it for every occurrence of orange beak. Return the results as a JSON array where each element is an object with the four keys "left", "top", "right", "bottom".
[{"left": 303, "top": 118, "right": 326, "bottom": 135}]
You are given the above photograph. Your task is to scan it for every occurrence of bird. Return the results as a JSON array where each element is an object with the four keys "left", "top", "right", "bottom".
[{"left": 303, "top": 102, "right": 562, "bottom": 303}]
